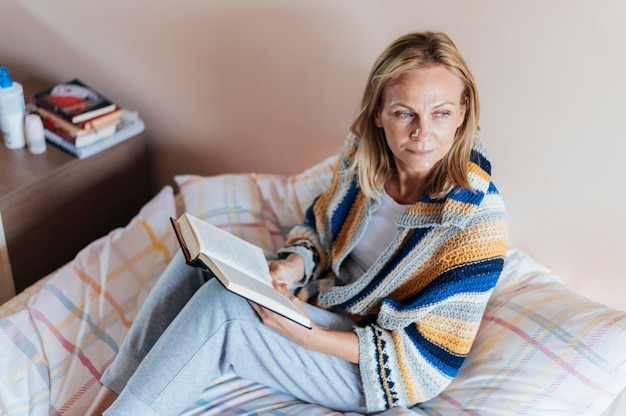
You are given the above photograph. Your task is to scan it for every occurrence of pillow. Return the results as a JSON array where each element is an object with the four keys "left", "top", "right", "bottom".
[
  {"left": 175, "top": 173, "right": 287, "bottom": 255},
  {"left": 252, "top": 154, "right": 337, "bottom": 230},
  {"left": 26, "top": 186, "right": 178, "bottom": 413},
  {"left": 602, "top": 388, "right": 626, "bottom": 415},
  {"left": 0, "top": 273, "right": 51, "bottom": 319},
  {"left": 175, "top": 154, "right": 336, "bottom": 253},
  {"left": 420, "top": 249, "right": 626, "bottom": 415}
]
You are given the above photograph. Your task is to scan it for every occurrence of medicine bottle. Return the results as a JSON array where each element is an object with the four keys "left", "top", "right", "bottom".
[
  {"left": 0, "top": 66, "right": 26, "bottom": 149},
  {"left": 25, "top": 113, "right": 46, "bottom": 154}
]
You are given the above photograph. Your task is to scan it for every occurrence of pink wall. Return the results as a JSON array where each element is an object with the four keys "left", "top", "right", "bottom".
[{"left": 1, "top": 1, "right": 625, "bottom": 310}]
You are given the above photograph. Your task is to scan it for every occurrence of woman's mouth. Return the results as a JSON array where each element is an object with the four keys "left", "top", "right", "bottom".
[{"left": 407, "top": 148, "right": 433, "bottom": 156}]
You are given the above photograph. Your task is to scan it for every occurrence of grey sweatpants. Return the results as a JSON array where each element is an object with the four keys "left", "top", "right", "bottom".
[{"left": 101, "top": 250, "right": 366, "bottom": 415}]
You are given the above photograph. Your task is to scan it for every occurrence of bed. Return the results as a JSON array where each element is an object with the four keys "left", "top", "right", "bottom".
[{"left": 1, "top": 155, "right": 625, "bottom": 416}]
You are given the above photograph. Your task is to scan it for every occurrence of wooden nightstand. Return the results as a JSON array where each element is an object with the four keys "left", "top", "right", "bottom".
[{"left": 0, "top": 130, "right": 151, "bottom": 304}]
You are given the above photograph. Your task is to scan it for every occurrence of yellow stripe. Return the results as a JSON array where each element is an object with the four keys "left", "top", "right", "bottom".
[
  {"left": 392, "top": 330, "right": 422, "bottom": 403},
  {"left": 3, "top": 353, "right": 47, "bottom": 383},
  {"left": 38, "top": 224, "right": 173, "bottom": 343},
  {"left": 462, "top": 294, "right": 561, "bottom": 410},
  {"left": 468, "top": 160, "right": 491, "bottom": 182},
  {"left": 393, "top": 224, "right": 507, "bottom": 301},
  {"left": 5, "top": 389, "right": 50, "bottom": 414},
  {"left": 331, "top": 191, "right": 368, "bottom": 263},
  {"left": 418, "top": 316, "right": 482, "bottom": 355},
  {"left": 137, "top": 217, "right": 173, "bottom": 261}
]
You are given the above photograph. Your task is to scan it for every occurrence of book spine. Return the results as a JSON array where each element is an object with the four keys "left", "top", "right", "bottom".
[
  {"left": 40, "top": 120, "right": 106, "bottom": 148},
  {"left": 44, "top": 128, "right": 80, "bottom": 157},
  {"left": 34, "top": 106, "right": 85, "bottom": 133},
  {"left": 39, "top": 118, "right": 80, "bottom": 143}
]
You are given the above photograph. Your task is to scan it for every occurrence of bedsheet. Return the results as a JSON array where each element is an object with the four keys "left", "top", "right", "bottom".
[{"left": 1, "top": 162, "right": 625, "bottom": 415}]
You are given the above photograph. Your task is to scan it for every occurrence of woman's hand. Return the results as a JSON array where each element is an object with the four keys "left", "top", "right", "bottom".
[
  {"left": 249, "top": 282, "right": 314, "bottom": 346},
  {"left": 249, "top": 281, "right": 360, "bottom": 364},
  {"left": 267, "top": 253, "right": 305, "bottom": 289}
]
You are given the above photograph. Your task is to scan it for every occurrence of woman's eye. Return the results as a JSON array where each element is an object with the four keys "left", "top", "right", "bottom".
[
  {"left": 435, "top": 111, "right": 451, "bottom": 118},
  {"left": 395, "top": 111, "right": 413, "bottom": 118}
]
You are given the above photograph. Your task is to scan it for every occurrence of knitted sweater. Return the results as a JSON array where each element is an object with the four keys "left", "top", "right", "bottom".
[{"left": 278, "top": 133, "right": 508, "bottom": 412}]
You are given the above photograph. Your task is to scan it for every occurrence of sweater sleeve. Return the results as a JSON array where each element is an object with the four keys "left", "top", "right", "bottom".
[
  {"left": 277, "top": 134, "right": 358, "bottom": 288},
  {"left": 354, "top": 199, "right": 508, "bottom": 412}
]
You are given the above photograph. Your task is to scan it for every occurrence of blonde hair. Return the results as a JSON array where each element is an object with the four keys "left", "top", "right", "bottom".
[{"left": 349, "top": 31, "right": 480, "bottom": 199}]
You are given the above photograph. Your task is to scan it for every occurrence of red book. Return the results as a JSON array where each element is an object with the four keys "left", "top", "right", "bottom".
[
  {"left": 31, "top": 79, "right": 117, "bottom": 124},
  {"left": 41, "top": 118, "right": 118, "bottom": 148},
  {"left": 34, "top": 105, "right": 122, "bottom": 133}
]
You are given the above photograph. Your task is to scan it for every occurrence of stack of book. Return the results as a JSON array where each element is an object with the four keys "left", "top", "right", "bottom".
[{"left": 30, "top": 79, "right": 140, "bottom": 158}]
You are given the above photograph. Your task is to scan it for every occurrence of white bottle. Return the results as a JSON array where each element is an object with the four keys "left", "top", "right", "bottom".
[
  {"left": 25, "top": 113, "right": 46, "bottom": 154},
  {"left": 0, "top": 66, "right": 26, "bottom": 149}
]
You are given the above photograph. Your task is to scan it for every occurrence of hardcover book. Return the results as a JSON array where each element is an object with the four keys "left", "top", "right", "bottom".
[
  {"left": 42, "top": 120, "right": 118, "bottom": 147},
  {"left": 44, "top": 108, "right": 145, "bottom": 159},
  {"left": 32, "top": 79, "right": 117, "bottom": 124},
  {"left": 171, "top": 212, "right": 312, "bottom": 329},
  {"left": 34, "top": 105, "right": 122, "bottom": 132}
]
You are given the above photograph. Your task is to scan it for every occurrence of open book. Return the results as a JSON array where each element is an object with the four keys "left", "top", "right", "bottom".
[{"left": 171, "top": 213, "right": 311, "bottom": 329}]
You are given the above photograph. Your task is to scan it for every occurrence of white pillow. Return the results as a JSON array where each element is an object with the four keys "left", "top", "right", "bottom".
[
  {"left": 252, "top": 154, "right": 337, "bottom": 229},
  {"left": 175, "top": 173, "right": 287, "bottom": 254},
  {"left": 27, "top": 186, "right": 178, "bottom": 413},
  {"left": 602, "top": 388, "right": 626, "bottom": 415},
  {"left": 420, "top": 249, "right": 626, "bottom": 415},
  {"left": 175, "top": 155, "right": 335, "bottom": 253}
]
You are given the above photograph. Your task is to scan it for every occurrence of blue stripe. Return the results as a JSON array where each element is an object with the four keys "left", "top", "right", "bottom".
[
  {"left": 335, "top": 227, "right": 431, "bottom": 310},
  {"left": 372, "top": 326, "right": 399, "bottom": 407},
  {"left": 392, "top": 258, "right": 504, "bottom": 311},
  {"left": 0, "top": 318, "right": 50, "bottom": 382},
  {"left": 449, "top": 188, "right": 484, "bottom": 206},
  {"left": 405, "top": 323, "right": 465, "bottom": 377},
  {"left": 470, "top": 147, "right": 491, "bottom": 175},
  {"left": 303, "top": 195, "right": 320, "bottom": 230},
  {"left": 329, "top": 179, "right": 359, "bottom": 243},
  {"left": 41, "top": 284, "right": 121, "bottom": 353}
]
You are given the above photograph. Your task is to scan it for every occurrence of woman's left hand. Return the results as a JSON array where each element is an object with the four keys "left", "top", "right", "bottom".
[
  {"left": 249, "top": 283, "right": 360, "bottom": 363},
  {"left": 248, "top": 282, "right": 316, "bottom": 347}
]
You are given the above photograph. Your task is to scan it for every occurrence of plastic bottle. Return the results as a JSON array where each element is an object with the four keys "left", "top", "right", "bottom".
[
  {"left": 0, "top": 66, "right": 26, "bottom": 149},
  {"left": 25, "top": 113, "right": 46, "bottom": 154}
]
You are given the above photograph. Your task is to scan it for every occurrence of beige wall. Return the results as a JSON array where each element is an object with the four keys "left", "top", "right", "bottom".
[{"left": 1, "top": 0, "right": 625, "bottom": 310}]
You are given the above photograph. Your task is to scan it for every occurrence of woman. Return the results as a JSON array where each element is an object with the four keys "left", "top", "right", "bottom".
[{"left": 87, "top": 31, "right": 507, "bottom": 415}]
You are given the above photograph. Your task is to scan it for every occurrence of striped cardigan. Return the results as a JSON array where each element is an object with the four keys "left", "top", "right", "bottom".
[{"left": 278, "top": 133, "right": 508, "bottom": 412}]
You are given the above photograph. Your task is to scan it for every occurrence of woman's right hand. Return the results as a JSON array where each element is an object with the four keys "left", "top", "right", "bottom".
[{"left": 267, "top": 253, "right": 305, "bottom": 289}]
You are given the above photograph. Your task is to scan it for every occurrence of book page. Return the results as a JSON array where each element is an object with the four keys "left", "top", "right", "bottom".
[
  {"left": 186, "top": 214, "right": 272, "bottom": 286},
  {"left": 210, "top": 257, "right": 310, "bottom": 328}
]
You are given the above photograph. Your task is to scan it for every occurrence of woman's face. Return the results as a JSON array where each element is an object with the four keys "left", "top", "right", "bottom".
[{"left": 374, "top": 65, "right": 467, "bottom": 181}]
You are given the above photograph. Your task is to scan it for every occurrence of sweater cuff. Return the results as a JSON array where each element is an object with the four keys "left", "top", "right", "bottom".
[{"left": 277, "top": 245, "right": 315, "bottom": 288}]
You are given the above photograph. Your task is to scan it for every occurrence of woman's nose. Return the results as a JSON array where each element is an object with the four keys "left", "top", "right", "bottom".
[
  {"left": 410, "top": 121, "right": 425, "bottom": 140},
  {"left": 410, "top": 119, "right": 432, "bottom": 140}
]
